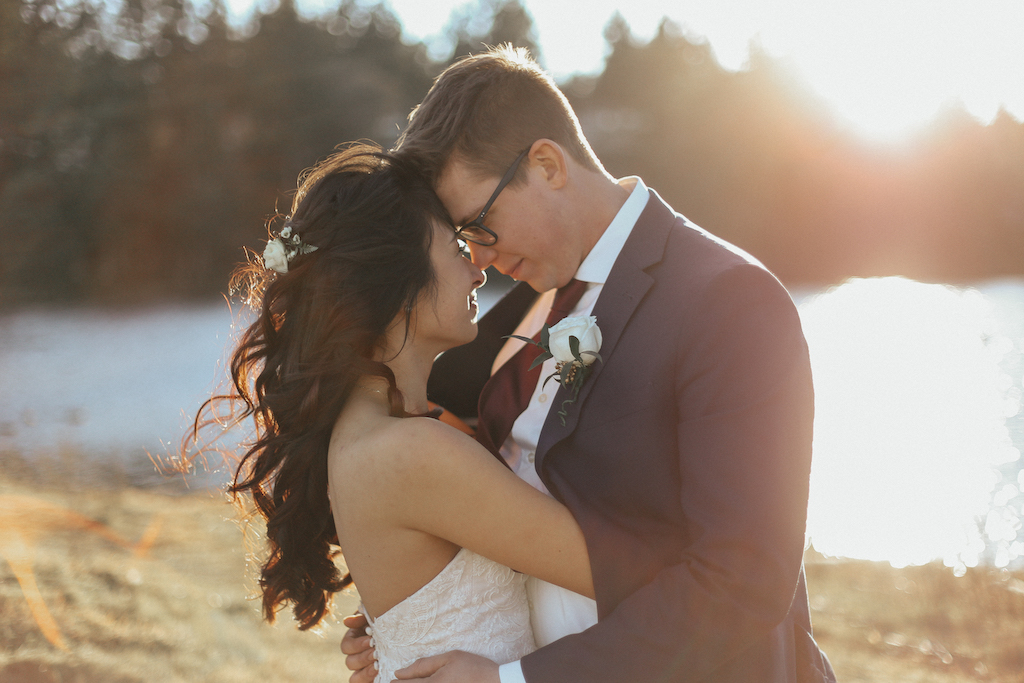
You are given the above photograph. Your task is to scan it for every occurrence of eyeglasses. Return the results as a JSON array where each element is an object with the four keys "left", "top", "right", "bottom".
[{"left": 455, "top": 148, "right": 530, "bottom": 247}]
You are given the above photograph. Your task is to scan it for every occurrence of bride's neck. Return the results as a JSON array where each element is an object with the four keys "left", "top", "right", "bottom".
[{"left": 379, "top": 343, "right": 435, "bottom": 415}]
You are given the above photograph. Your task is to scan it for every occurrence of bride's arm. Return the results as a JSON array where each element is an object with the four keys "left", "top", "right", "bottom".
[{"left": 381, "top": 417, "right": 594, "bottom": 599}]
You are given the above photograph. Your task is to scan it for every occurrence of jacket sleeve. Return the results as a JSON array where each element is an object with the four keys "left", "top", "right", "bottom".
[{"left": 521, "top": 263, "right": 816, "bottom": 682}]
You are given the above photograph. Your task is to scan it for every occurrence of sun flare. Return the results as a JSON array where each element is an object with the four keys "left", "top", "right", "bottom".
[{"left": 746, "top": 0, "right": 1024, "bottom": 142}]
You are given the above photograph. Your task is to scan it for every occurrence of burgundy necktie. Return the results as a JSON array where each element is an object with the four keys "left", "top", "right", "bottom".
[{"left": 476, "top": 279, "right": 589, "bottom": 458}]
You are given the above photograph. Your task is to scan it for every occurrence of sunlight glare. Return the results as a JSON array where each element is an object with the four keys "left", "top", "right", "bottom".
[
  {"left": 800, "top": 277, "right": 1020, "bottom": 568},
  {"left": 292, "top": 0, "right": 1024, "bottom": 143},
  {"left": 733, "top": 0, "right": 1024, "bottom": 142}
]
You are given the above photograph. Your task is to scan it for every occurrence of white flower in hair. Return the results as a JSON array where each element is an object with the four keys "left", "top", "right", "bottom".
[
  {"left": 262, "top": 220, "right": 317, "bottom": 274},
  {"left": 263, "top": 239, "right": 290, "bottom": 273}
]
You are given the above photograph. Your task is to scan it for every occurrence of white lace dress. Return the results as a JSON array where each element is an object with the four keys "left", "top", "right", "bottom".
[{"left": 361, "top": 548, "right": 536, "bottom": 683}]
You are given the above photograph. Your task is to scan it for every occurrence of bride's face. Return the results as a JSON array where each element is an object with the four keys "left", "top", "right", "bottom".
[{"left": 410, "top": 222, "right": 486, "bottom": 351}]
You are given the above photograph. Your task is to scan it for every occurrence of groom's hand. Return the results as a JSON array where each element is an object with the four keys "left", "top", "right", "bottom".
[
  {"left": 394, "top": 650, "right": 499, "bottom": 683},
  {"left": 341, "top": 613, "right": 377, "bottom": 683}
]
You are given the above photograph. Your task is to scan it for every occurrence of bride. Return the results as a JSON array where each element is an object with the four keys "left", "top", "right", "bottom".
[{"left": 192, "top": 143, "right": 593, "bottom": 682}]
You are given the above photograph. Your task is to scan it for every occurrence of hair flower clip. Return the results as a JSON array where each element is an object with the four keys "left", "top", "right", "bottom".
[{"left": 262, "top": 220, "right": 318, "bottom": 274}]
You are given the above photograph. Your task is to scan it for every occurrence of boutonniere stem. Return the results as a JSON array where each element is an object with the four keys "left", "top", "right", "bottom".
[{"left": 507, "top": 315, "right": 603, "bottom": 425}]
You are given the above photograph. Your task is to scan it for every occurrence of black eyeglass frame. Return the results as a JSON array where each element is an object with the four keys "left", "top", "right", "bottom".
[{"left": 455, "top": 148, "right": 530, "bottom": 247}]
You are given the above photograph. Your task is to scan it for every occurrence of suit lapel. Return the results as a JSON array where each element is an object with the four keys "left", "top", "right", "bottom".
[{"left": 536, "top": 190, "right": 677, "bottom": 468}]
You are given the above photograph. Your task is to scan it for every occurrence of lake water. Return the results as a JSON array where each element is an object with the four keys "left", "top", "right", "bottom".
[{"left": 1, "top": 277, "right": 1022, "bottom": 570}]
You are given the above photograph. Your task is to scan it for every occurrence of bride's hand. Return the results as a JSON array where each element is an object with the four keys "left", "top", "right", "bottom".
[
  {"left": 341, "top": 613, "right": 378, "bottom": 683},
  {"left": 393, "top": 650, "right": 499, "bottom": 683}
]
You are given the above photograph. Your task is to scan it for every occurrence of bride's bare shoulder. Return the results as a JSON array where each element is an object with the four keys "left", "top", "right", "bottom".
[
  {"left": 330, "top": 416, "right": 485, "bottom": 481},
  {"left": 378, "top": 417, "right": 483, "bottom": 470}
]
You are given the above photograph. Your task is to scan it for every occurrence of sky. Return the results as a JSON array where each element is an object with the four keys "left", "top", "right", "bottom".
[{"left": 367, "top": 0, "right": 1024, "bottom": 144}]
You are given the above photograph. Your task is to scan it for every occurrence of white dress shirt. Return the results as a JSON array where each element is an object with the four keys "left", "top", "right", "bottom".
[{"left": 497, "top": 177, "right": 649, "bottom": 683}]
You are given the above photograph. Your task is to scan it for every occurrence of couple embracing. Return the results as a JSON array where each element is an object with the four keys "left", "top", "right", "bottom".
[{"left": 211, "top": 46, "right": 835, "bottom": 683}]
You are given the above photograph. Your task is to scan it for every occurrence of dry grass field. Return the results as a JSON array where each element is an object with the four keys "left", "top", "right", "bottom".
[
  {"left": 0, "top": 459, "right": 357, "bottom": 683},
  {"left": 805, "top": 552, "right": 1024, "bottom": 683},
  {"left": 2, "top": 456, "right": 1023, "bottom": 683}
]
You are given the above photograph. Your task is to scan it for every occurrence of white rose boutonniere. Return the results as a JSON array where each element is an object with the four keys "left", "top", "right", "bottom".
[
  {"left": 547, "top": 316, "right": 602, "bottom": 367},
  {"left": 508, "top": 315, "right": 603, "bottom": 425}
]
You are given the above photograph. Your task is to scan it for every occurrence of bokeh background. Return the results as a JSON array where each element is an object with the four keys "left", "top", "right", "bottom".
[{"left": 2, "top": 0, "right": 1024, "bottom": 681}]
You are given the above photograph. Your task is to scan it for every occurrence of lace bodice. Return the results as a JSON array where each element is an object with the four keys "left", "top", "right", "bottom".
[{"left": 362, "top": 548, "right": 536, "bottom": 682}]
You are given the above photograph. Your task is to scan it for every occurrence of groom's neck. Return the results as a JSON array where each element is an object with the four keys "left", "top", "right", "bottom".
[{"left": 570, "top": 169, "right": 631, "bottom": 264}]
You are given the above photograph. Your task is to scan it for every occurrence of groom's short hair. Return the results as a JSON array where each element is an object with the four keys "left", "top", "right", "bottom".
[{"left": 395, "top": 45, "right": 603, "bottom": 185}]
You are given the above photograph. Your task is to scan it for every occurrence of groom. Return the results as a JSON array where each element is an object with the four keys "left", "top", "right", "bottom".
[{"left": 345, "top": 46, "right": 834, "bottom": 683}]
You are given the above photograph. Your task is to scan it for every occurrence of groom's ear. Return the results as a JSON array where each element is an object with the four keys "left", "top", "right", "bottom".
[{"left": 527, "top": 139, "right": 568, "bottom": 190}]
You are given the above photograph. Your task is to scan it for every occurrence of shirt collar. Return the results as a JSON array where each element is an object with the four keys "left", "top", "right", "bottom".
[{"left": 574, "top": 176, "right": 649, "bottom": 285}]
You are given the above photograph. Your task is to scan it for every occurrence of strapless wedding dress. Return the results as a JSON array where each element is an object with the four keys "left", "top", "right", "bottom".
[{"left": 362, "top": 548, "right": 536, "bottom": 683}]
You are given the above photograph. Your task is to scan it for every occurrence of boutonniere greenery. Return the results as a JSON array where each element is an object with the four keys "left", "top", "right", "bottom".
[{"left": 509, "top": 315, "right": 603, "bottom": 425}]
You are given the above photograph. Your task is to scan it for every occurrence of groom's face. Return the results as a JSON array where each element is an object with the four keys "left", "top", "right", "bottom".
[{"left": 436, "top": 156, "right": 579, "bottom": 294}]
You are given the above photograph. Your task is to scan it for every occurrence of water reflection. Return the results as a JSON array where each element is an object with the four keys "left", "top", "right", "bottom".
[
  {"left": 1, "top": 279, "right": 1023, "bottom": 568},
  {"left": 799, "top": 277, "right": 1022, "bottom": 570}
]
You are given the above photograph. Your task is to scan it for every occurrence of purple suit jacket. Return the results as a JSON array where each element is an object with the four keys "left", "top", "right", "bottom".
[{"left": 428, "top": 189, "right": 835, "bottom": 683}]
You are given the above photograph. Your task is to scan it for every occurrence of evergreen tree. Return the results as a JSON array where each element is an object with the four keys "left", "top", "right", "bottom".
[
  {"left": 444, "top": 0, "right": 540, "bottom": 64},
  {"left": 2, "top": 0, "right": 435, "bottom": 304},
  {"left": 2, "top": 1, "right": 1023, "bottom": 304}
]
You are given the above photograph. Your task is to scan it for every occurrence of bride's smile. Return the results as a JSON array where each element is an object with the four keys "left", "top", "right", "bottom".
[{"left": 404, "top": 224, "right": 486, "bottom": 356}]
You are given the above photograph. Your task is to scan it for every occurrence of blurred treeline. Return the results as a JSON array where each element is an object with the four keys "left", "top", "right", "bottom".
[{"left": 2, "top": 0, "right": 1023, "bottom": 307}]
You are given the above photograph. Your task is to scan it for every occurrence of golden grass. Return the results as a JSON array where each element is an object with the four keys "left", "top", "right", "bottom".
[
  {"left": 0, "top": 472, "right": 357, "bottom": 683},
  {"left": 806, "top": 550, "right": 1024, "bottom": 683},
  {"left": 2, "top": 462, "right": 1023, "bottom": 683}
]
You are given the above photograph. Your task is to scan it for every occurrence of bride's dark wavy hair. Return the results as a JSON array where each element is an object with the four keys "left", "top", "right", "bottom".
[{"left": 186, "top": 143, "right": 450, "bottom": 629}]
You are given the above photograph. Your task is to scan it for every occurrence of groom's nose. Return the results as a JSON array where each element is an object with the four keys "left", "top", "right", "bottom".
[{"left": 467, "top": 242, "right": 497, "bottom": 271}]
